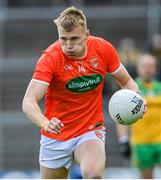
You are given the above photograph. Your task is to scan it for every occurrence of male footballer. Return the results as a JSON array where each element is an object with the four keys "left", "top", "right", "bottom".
[{"left": 22, "top": 6, "right": 143, "bottom": 179}]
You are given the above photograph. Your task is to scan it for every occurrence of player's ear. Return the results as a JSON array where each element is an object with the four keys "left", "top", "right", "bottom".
[{"left": 86, "top": 29, "right": 90, "bottom": 37}]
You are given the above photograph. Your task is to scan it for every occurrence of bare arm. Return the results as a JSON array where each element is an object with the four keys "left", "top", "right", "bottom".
[
  {"left": 22, "top": 80, "right": 64, "bottom": 134},
  {"left": 111, "top": 65, "right": 138, "bottom": 138},
  {"left": 111, "top": 65, "right": 147, "bottom": 157},
  {"left": 22, "top": 80, "right": 49, "bottom": 127},
  {"left": 112, "top": 65, "right": 139, "bottom": 92},
  {"left": 111, "top": 65, "right": 137, "bottom": 157}
]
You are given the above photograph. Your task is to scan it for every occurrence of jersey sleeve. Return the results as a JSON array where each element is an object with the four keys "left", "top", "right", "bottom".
[
  {"left": 32, "top": 53, "right": 55, "bottom": 85},
  {"left": 102, "top": 40, "right": 121, "bottom": 74}
]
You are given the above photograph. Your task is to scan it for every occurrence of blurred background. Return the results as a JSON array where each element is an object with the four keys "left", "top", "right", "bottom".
[{"left": 0, "top": 0, "right": 161, "bottom": 178}]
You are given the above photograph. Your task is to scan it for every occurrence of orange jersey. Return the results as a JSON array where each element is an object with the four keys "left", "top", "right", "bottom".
[{"left": 33, "top": 36, "right": 121, "bottom": 141}]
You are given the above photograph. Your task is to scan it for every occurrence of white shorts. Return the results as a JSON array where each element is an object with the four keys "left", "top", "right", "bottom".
[{"left": 39, "top": 129, "right": 106, "bottom": 169}]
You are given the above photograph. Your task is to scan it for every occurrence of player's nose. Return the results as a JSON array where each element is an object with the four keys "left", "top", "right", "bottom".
[{"left": 66, "top": 40, "right": 73, "bottom": 49}]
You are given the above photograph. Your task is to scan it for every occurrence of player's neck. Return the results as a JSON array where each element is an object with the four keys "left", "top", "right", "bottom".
[{"left": 77, "top": 47, "right": 87, "bottom": 59}]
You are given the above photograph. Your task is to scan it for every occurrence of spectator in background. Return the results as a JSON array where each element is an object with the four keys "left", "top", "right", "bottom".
[
  {"left": 118, "top": 38, "right": 140, "bottom": 79},
  {"left": 147, "top": 33, "right": 161, "bottom": 81},
  {"left": 117, "top": 53, "right": 161, "bottom": 179}
]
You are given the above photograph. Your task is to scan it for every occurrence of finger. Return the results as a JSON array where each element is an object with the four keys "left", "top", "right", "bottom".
[
  {"left": 143, "top": 99, "right": 147, "bottom": 113},
  {"left": 46, "top": 124, "right": 60, "bottom": 134},
  {"left": 51, "top": 118, "right": 64, "bottom": 127},
  {"left": 48, "top": 124, "right": 60, "bottom": 133},
  {"left": 144, "top": 105, "right": 147, "bottom": 113},
  {"left": 50, "top": 121, "right": 62, "bottom": 130},
  {"left": 60, "top": 123, "right": 64, "bottom": 127},
  {"left": 51, "top": 117, "right": 61, "bottom": 124},
  {"left": 47, "top": 128, "right": 59, "bottom": 134},
  {"left": 44, "top": 126, "right": 55, "bottom": 133},
  {"left": 44, "top": 123, "right": 60, "bottom": 134},
  {"left": 50, "top": 118, "right": 64, "bottom": 128}
]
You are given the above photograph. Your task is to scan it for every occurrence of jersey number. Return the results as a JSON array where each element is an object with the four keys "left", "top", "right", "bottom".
[{"left": 78, "top": 65, "right": 86, "bottom": 72}]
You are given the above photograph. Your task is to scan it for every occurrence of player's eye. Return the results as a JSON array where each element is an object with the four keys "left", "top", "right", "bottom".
[
  {"left": 60, "top": 37, "right": 67, "bottom": 41},
  {"left": 71, "top": 37, "right": 79, "bottom": 41}
]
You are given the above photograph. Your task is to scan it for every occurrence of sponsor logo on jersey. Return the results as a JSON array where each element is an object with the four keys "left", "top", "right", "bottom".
[
  {"left": 65, "top": 74, "right": 103, "bottom": 93},
  {"left": 90, "top": 58, "right": 99, "bottom": 69},
  {"left": 64, "top": 64, "right": 73, "bottom": 70}
]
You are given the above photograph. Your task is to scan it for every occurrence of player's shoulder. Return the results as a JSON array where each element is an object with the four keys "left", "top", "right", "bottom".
[
  {"left": 88, "top": 35, "right": 114, "bottom": 47},
  {"left": 43, "top": 40, "right": 62, "bottom": 57},
  {"left": 45, "top": 40, "right": 60, "bottom": 51},
  {"left": 37, "top": 41, "right": 63, "bottom": 68}
]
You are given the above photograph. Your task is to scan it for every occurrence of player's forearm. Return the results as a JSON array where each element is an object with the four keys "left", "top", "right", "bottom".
[
  {"left": 120, "top": 77, "right": 139, "bottom": 93},
  {"left": 113, "top": 65, "right": 139, "bottom": 93},
  {"left": 22, "top": 99, "right": 49, "bottom": 128}
]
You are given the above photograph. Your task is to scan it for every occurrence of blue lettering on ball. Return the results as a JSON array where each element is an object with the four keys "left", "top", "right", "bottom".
[{"left": 131, "top": 99, "right": 143, "bottom": 115}]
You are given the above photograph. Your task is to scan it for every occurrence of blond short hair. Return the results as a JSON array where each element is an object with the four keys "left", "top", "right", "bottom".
[{"left": 54, "top": 6, "right": 87, "bottom": 32}]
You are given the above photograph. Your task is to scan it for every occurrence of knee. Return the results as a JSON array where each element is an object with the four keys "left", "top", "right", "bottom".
[{"left": 82, "top": 166, "right": 104, "bottom": 179}]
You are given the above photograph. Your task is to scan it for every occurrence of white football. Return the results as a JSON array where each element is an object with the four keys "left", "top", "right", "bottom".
[{"left": 108, "top": 89, "right": 144, "bottom": 125}]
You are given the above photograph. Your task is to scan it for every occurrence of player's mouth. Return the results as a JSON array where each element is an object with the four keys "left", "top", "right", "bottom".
[
  {"left": 65, "top": 51, "right": 75, "bottom": 54},
  {"left": 65, "top": 51, "right": 77, "bottom": 56}
]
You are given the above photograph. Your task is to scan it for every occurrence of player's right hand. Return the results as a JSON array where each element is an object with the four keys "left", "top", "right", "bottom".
[{"left": 44, "top": 117, "right": 64, "bottom": 134}]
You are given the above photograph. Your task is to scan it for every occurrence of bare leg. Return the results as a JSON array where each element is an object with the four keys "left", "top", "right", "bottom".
[
  {"left": 140, "top": 169, "right": 153, "bottom": 179},
  {"left": 40, "top": 165, "right": 68, "bottom": 179},
  {"left": 74, "top": 139, "right": 106, "bottom": 179}
]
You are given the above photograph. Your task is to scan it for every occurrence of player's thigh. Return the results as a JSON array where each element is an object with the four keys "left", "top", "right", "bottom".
[
  {"left": 132, "top": 144, "right": 155, "bottom": 169},
  {"left": 40, "top": 164, "right": 68, "bottom": 179},
  {"left": 74, "top": 139, "right": 106, "bottom": 174}
]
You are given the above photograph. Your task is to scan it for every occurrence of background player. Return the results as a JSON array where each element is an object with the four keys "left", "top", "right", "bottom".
[
  {"left": 117, "top": 53, "right": 161, "bottom": 179},
  {"left": 22, "top": 6, "right": 145, "bottom": 179}
]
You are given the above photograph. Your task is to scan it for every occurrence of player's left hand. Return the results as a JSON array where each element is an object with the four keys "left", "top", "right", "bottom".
[
  {"left": 143, "top": 99, "right": 147, "bottom": 113},
  {"left": 141, "top": 99, "right": 147, "bottom": 119}
]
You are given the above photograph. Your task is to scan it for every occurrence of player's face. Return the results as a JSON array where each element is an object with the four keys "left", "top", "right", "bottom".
[
  {"left": 137, "top": 55, "right": 156, "bottom": 82},
  {"left": 58, "top": 25, "right": 89, "bottom": 59}
]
